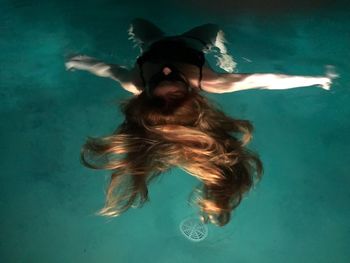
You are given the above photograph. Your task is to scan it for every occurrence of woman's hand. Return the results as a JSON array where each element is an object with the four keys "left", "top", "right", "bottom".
[
  {"left": 65, "top": 55, "right": 112, "bottom": 77},
  {"left": 319, "top": 77, "right": 332, "bottom": 91},
  {"left": 65, "top": 55, "right": 100, "bottom": 70},
  {"left": 321, "top": 65, "right": 339, "bottom": 90}
]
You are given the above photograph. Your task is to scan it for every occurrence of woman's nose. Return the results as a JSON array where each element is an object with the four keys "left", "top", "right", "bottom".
[{"left": 162, "top": 67, "right": 172, "bottom": 75}]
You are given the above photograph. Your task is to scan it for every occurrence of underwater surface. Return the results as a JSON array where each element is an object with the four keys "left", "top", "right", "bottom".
[{"left": 1, "top": 0, "right": 349, "bottom": 262}]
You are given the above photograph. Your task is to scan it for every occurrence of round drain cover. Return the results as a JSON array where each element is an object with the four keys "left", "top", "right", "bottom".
[{"left": 179, "top": 217, "right": 208, "bottom": 242}]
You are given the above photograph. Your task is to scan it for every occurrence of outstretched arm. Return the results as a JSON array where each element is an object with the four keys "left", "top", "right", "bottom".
[
  {"left": 65, "top": 55, "right": 142, "bottom": 95},
  {"left": 200, "top": 68, "right": 333, "bottom": 94}
]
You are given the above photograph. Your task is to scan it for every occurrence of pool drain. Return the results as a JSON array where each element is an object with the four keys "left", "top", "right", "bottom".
[{"left": 179, "top": 217, "right": 208, "bottom": 242}]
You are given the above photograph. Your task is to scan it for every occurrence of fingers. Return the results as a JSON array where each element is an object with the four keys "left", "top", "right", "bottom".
[
  {"left": 68, "top": 55, "right": 96, "bottom": 63},
  {"left": 318, "top": 65, "right": 339, "bottom": 90},
  {"left": 65, "top": 61, "right": 76, "bottom": 71},
  {"left": 320, "top": 77, "right": 332, "bottom": 91},
  {"left": 64, "top": 55, "right": 98, "bottom": 71},
  {"left": 65, "top": 55, "right": 86, "bottom": 71}
]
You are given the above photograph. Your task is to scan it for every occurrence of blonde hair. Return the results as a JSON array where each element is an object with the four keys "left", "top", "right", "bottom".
[{"left": 81, "top": 90, "right": 263, "bottom": 226}]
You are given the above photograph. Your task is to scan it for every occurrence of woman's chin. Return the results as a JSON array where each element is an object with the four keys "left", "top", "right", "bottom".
[{"left": 152, "top": 82, "right": 188, "bottom": 98}]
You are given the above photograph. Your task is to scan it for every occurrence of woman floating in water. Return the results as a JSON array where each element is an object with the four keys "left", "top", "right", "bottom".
[{"left": 66, "top": 18, "right": 333, "bottom": 226}]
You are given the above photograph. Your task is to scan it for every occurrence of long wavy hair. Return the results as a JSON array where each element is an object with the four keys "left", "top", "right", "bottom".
[{"left": 81, "top": 89, "right": 263, "bottom": 226}]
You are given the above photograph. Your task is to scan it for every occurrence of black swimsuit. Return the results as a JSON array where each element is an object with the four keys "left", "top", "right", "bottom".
[{"left": 136, "top": 36, "right": 206, "bottom": 91}]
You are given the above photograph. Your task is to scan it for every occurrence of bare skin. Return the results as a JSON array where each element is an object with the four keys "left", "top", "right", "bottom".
[{"left": 65, "top": 55, "right": 333, "bottom": 95}]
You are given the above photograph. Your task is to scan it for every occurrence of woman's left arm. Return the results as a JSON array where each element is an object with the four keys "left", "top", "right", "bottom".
[
  {"left": 200, "top": 67, "right": 333, "bottom": 94},
  {"left": 202, "top": 73, "right": 332, "bottom": 93}
]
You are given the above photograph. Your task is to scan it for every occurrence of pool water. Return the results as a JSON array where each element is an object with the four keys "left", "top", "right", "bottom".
[{"left": 1, "top": 0, "right": 349, "bottom": 262}]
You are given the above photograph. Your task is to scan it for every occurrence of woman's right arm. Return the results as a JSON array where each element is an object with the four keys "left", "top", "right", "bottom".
[{"left": 65, "top": 55, "right": 143, "bottom": 95}]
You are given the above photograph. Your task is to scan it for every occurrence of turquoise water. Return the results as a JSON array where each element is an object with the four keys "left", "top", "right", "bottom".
[{"left": 1, "top": 1, "right": 350, "bottom": 262}]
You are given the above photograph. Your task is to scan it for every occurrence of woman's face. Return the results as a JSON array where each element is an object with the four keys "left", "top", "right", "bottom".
[
  {"left": 152, "top": 79, "right": 188, "bottom": 99},
  {"left": 146, "top": 65, "right": 190, "bottom": 99}
]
